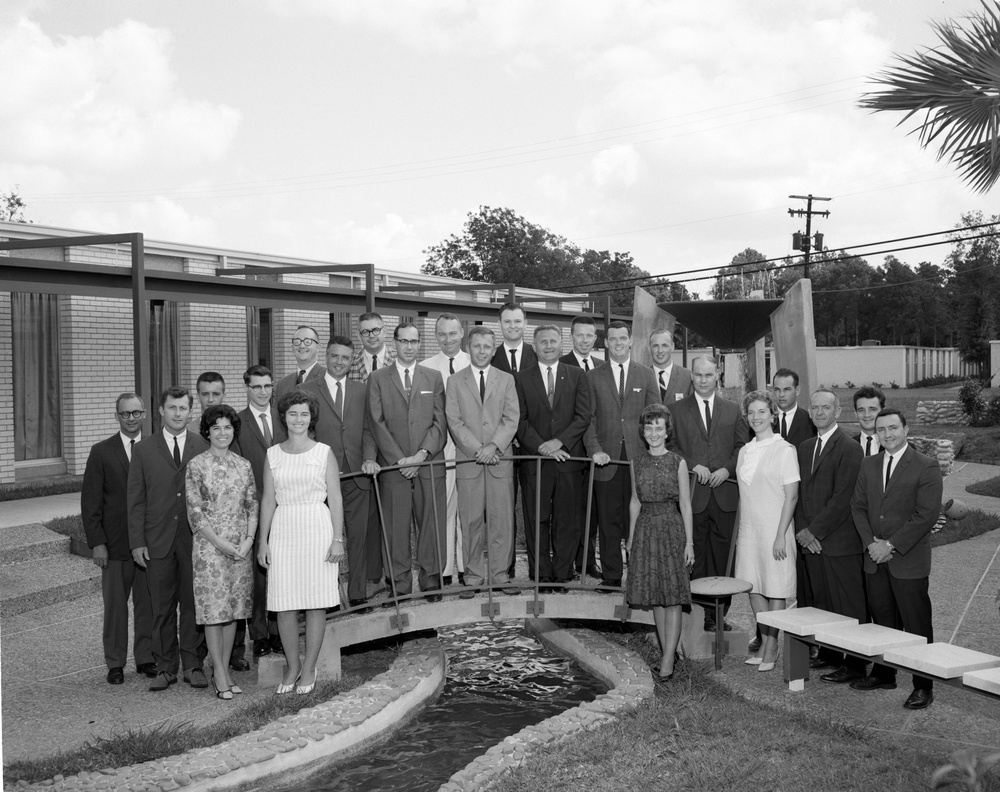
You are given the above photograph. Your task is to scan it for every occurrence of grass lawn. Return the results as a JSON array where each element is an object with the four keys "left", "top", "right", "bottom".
[{"left": 967, "top": 476, "right": 1000, "bottom": 498}]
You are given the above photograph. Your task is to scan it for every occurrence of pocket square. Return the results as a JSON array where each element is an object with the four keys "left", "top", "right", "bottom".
[
  {"left": 419, "top": 390, "right": 432, "bottom": 394},
  {"left": 632, "top": 387, "right": 642, "bottom": 392}
]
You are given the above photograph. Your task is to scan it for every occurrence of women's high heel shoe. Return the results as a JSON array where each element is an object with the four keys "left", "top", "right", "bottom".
[
  {"left": 212, "top": 677, "right": 234, "bottom": 701},
  {"left": 295, "top": 672, "right": 317, "bottom": 695},
  {"left": 276, "top": 672, "right": 300, "bottom": 695},
  {"left": 744, "top": 656, "right": 763, "bottom": 666},
  {"left": 758, "top": 655, "right": 779, "bottom": 673}
]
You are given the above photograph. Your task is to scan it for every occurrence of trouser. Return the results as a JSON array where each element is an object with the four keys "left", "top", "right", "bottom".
[
  {"left": 101, "top": 557, "right": 154, "bottom": 669},
  {"left": 458, "top": 473, "right": 513, "bottom": 586},
  {"left": 866, "top": 566, "right": 934, "bottom": 689},
  {"left": 381, "top": 475, "right": 447, "bottom": 595},
  {"left": 146, "top": 531, "right": 205, "bottom": 675},
  {"left": 521, "top": 466, "right": 581, "bottom": 582},
  {"left": 593, "top": 460, "right": 632, "bottom": 582},
  {"left": 692, "top": 493, "right": 737, "bottom": 614}
]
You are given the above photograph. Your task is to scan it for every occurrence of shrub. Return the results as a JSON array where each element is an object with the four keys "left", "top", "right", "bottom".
[
  {"left": 909, "top": 373, "right": 966, "bottom": 388},
  {"left": 959, "top": 379, "right": 988, "bottom": 423},
  {"left": 890, "top": 381, "right": 900, "bottom": 389},
  {"left": 871, "top": 381, "right": 883, "bottom": 388},
  {"left": 844, "top": 380, "right": 856, "bottom": 389}
]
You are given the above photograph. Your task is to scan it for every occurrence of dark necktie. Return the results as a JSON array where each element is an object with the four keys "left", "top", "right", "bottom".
[
  {"left": 173, "top": 435, "right": 181, "bottom": 466},
  {"left": 479, "top": 370, "right": 486, "bottom": 402},
  {"left": 404, "top": 368, "right": 411, "bottom": 398},
  {"left": 865, "top": 435, "right": 872, "bottom": 456},
  {"left": 371, "top": 355, "right": 378, "bottom": 372},
  {"left": 296, "top": 369, "right": 305, "bottom": 385},
  {"left": 583, "top": 358, "right": 590, "bottom": 372},
  {"left": 812, "top": 437, "right": 822, "bottom": 473},
  {"left": 885, "top": 454, "right": 893, "bottom": 490},
  {"left": 509, "top": 348, "right": 517, "bottom": 372},
  {"left": 449, "top": 357, "right": 455, "bottom": 375},
  {"left": 781, "top": 412, "right": 788, "bottom": 439},
  {"left": 261, "top": 413, "right": 272, "bottom": 446},
  {"left": 618, "top": 364, "right": 625, "bottom": 409},
  {"left": 128, "top": 439, "right": 135, "bottom": 463},
  {"left": 658, "top": 370, "right": 666, "bottom": 402},
  {"left": 703, "top": 399, "right": 712, "bottom": 434},
  {"left": 335, "top": 381, "right": 343, "bottom": 419},
  {"left": 547, "top": 366, "right": 555, "bottom": 406}
]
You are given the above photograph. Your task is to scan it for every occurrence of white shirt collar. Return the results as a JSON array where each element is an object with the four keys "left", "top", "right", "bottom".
[
  {"left": 817, "top": 423, "right": 838, "bottom": 442},
  {"left": 503, "top": 340, "right": 524, "bottom": 353},
  {"left": 120, "top": 431, "right": 141, "bottom": 456},
  {"left": 163, "top": 427, "right": 185, "bottom": 450},
  {"left": 539, "top": 361, "right": 559, "bottom": 376},
  {"left": 395, "top": 360, "right": 414, "bottom": 379}
]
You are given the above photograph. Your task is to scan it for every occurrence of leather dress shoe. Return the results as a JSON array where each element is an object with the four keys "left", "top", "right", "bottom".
[
  {"left": 586, "top": 564, "right": 603, "bottom": 578},
  {"left": 442, "top": 575, "right": 453, "bottom": 586},
  {"left": 230, "top": 654, "right": 250, "bottom": 672},
  {"left": 136, "top": 662, "right": 158, "bottom": 678},
  {"left": 149, "top": 672, "right": 177, "bottom": 691},
  {"left": 903, "top": 688, "right": 933, "bottom": 709},
  {"left": 810, "top": 655, "right": 835, "bottom": 669},
  {"left": 253, "top": 639, "right": 272, "bottom": 658},
  {"left": 599, "top": 579, "right": 621, "bottom": 588},
  {"left": 425, "top": 590, "right": 443, "bottom": 603},
  {"left": 184, "top": 668, "right": 209, "bottom": 688},
  {"left": 349, "top": 598, "right": 373, "bottom": 614},
  {"left": 459, "top": 588, "right": 477, "bottom": 599},
  {"left": 747, "top": 635, "right": 762, "bottom": 653},
  {"left": 107, "top": 667, "right": 125, "bottom": 685},
  {"left": 458, "top": 572, "right": 466, "bottom": 586},
  {"left": 270, "top": 635, "right": 283, "bottom": 654},
  {"left": 850, "top": 675, "right": 897, "bottom": 691},
  {"left": 821, "top": 666, "right": 863, "bottom": 684}
]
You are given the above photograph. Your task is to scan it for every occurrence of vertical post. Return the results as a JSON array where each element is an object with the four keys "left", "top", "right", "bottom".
[
  {"left": 507, "top": 283, "right": 516, "bottom": 305},
  {"left": 803, "top": 195, "right": 814, "bottom": 279},
  {"left": 365, "top": 263, "right": 375, "bottom": 312},
  {"left": 682, "top": 325, "right": 689, "bottom": 368},
  {"left": 602, "top": 295, "right": 612, "bottom": 333},
  {"left": 130, "top": 234, "right": 151, "bottom": 434}
]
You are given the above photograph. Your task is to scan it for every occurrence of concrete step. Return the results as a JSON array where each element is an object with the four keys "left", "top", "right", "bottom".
[
  {"left": 0, "top": 553, "right": 101, "bottom": 618},
  {"left": 0, "top": 523, "right": 71, "bottom": 564}
]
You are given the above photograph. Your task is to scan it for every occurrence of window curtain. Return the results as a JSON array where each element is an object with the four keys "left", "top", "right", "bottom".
[
  {"left": 149, "top": 301, "right": 180, "bottom": 433},
  {"left": 12, "top": 293, "right": 62, "bottom": 461}
]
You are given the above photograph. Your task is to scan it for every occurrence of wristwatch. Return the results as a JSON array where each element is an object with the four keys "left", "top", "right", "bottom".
[{"left": 884, "top": 540, "right": 894, "bottom": 552}]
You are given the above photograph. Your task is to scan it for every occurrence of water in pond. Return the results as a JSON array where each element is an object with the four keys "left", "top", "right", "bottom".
[{"left": 274, "top": 622, "right": 607, "bottom": 792}]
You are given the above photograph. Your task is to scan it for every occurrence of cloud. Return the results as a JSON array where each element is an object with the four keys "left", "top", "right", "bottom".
[{"left": 68, "top": 196, "right": 216, "bottom": 242}]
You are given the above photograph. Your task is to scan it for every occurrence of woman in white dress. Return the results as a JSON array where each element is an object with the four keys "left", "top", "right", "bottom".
[
  {"left": 257, "top": 390, "right": 345, "bottom": 695},
  {"left": 735, "top": 390, "right": 799, "bottom": 672}
]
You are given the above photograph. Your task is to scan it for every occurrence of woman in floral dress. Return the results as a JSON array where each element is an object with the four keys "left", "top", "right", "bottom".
[{"left": 186, "top": 404, "right": 258, "bottom": 700}]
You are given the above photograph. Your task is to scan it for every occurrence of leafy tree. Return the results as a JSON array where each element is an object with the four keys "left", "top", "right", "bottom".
[
  {"left": 1, "top": 188, "right": 28, "bottom": 223},
  {"left": 709, "top": 248, "right": 772, "bottom": 299},
  {"left": 947, "top": 211, "right": 1000, "bottom": 366}
]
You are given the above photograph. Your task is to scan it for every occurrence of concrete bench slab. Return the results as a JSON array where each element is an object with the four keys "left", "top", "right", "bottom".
[
  {"left": 756, "top": 607, "right": 857, "bottom": 636},
  {"left": 812, "top": 622, "right": 927, "bottom": 655},
  {"left": 882, "top": 643, "right": 1000, "bottom": 679},
  {"left": 963, "top": 666, "right": 1000, "bottom": 696}
]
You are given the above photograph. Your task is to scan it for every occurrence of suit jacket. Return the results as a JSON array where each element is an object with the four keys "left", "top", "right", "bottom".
[
  {"left": 851, "top": 444, "right": 943, "bottom": 578},
  {"left": 653, "top": 365, "right": 693, "bottom": 404},
  {"left": 82, "top": 433, "right": 135, "bottom": 560},
  {"left": 348, "top": 346, "right": 397, "bottom": 384},
  {"left": 301, "top": 377, "right": 376, "bottom": 490},
  {"left": 781, "top": 406, "right": 817, "bottom": 448},
  {"left": 236, "top": 406, "right": 287, "bottom": 498},
  {"left": 516, "top": 363, "right": 592, "bottom": 474},
  {"left": 127, "top": 430, "right": 209, "bottom": 558},
  {"left": 795, "top": 427, "right": 863, "bottom": 556},
  {"left": 583, "top": 359, "right": 659, "bottom": 482},
  {"left": 559, "top": 351, "right": 604, "bottom": 372},
  {"left": 446, "top": 366, "right": 519, "bottom": 480},
  {"left": 668, "top": 394, "right": 747, "bottom": 512},
  {"left": 367, "top": 363, "right": 447, "bottom": 483},
  {"left": 274, "top": 364, "right": 326, "bottom": 401},
  {"left": 492, "top": 343, "right": 537, "bottom": 376}
]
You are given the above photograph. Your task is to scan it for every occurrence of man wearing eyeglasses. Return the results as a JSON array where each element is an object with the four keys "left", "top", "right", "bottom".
[
  {"left": 348, "top": 312, "right": 397, "bottom": 384},
  {"left": 82, "top": 393, "right": 156, "bottom": 685},
  {"left": 275, "top": 325, "right": 326, "bottom": 400},
  {"left": 236, "top": 366, "right": 286, "bottom": 659}
]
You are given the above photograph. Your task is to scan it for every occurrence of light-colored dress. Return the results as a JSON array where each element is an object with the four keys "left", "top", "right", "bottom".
[
  {"left": 734, "top": 435, "right": 800, "bottom": 599},
  {"left": 266, "top": 442, "right": 340, "bottom": 611},
  {"left": 186, "top": 451, "right": 258, "bottom": 625}
]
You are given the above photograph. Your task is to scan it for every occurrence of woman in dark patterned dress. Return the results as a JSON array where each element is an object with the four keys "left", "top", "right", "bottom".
[{"left": 627, "top": 403, "right": 694, "bottom": 681}]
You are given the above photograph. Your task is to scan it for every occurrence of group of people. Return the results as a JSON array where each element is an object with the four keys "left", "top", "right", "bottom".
[{"left": 82, "top": 304, "right": 942, "bottom": 708}]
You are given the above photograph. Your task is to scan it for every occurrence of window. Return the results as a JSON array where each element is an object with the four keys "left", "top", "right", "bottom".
[
  {"left": 149, "top": 300, "right": 180, "bottom": 433},
  {"left": 12, "top": 293, "right": 61, "bottom": 461}
]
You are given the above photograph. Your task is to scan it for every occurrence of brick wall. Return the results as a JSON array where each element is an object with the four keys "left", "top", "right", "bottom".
[{"left": 0, "top": 293, "right": 13, "bottom": 483}]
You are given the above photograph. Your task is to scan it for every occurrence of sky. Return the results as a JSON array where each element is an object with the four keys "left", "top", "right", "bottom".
[{"left": 0, "top": 0, "right": 993, "bottom": 297}]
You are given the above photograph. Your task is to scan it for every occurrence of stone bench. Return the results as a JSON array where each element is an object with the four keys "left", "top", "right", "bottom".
[{"left": 756, "top": 607, "right": 1000, "bottom": 698}]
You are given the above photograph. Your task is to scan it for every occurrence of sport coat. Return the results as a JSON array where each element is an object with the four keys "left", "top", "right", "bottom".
[
  {"left": 367, "top": 363, "right": 447, "bottom": 483},
  {"left": 583, "top": 359, "right": 659, "bottom": 482},
  {"left": 301, "top": 377, "right": 376, "bottom": 489},
  {"left": 348, "top": 346, "right": 397, "bottom": 384},
  {"left": 559, "top": 352, "right": 604, "bottom": 372},
  {"left": 851, "top": 444, "right": 943, "bottom": 578},
  {"left": 492, "top": 343, "right": 537, "bottom": 376},
  {"left": 516, "top": 363, "right": 591, "bottom": 473},
  {"left": 795, "top": 427, "right": 863, "bottom": 556},
  {"left": 653, "top": 365, "right": 693, "bottom": 404},
  {"left": 237, "top": 406, "right": 287, "bottom": 498},
  {"left": 668, "top": 393, "right": 747, "bottom": 512},
  {"left": 274, "top": 364, "right": 326, "bottom": 401},
  {"left": 780, "top": 406, "right": 817, "bottom": 448},
  {"left": 446, "top": 366, "right": 519, "bottom": 480},
  {"left": 82, "top": 433, "right": 135, "bottom": 560},
  {"left": 127, "top": 430, "right": 209, "bottom": 558}
]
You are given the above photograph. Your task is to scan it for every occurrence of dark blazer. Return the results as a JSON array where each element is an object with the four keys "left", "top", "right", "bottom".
[
  {"left": 559, "top": 352, "right": 604, "bottom": 371},
  {"left": 851, "top": 444, "right": 943, "bottom": 578},
  {"left": 516, "top": 363, "right": 592, "bottom": 474},
  {"left": 367, "top": 364, "right": 447, "bottom": 483},
  {"left": 301, "top": 377, "right": 376, "bottom": 490},
  {"left": 236, "top": 406, "right": 287, "bottom": 497},
  {"left": 654, "top": 365, "right": 693, "bottom": 404},
  {"left": 82, "top": 433, "right": 134, "bottom": 560},
  {"left": 127, "top": 430, "right": 209, "bottom": 558},
  {"left": 795, "top": 427, "right": 863, "bottom": 556},
  {"left": 492, "top": 343, "right": 538, "bottom": 376},
  {"left": 274, "top": 364, "right": 326, "bottom": 401},
  {"left": 781, "top": 406, "right": 816, "bottom": 448},
  {"left": 583, "top": 359, "right": 659, "bottom": 481},
  {"left": 668, "top": 394, "right": 747, "bottom": 512}
]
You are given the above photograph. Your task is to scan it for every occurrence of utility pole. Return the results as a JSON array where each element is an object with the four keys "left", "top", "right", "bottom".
[{"left": 788, "top": 194, "right": 831, "bottom": 278}]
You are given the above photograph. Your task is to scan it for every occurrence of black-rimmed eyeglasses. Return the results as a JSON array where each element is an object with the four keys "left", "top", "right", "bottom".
[
  {"left": 117, "top": 410, "right": 146, "bottom": 419},
  {"left": 359, "top": 327, "right": 384, "bottom": 338},
  {"left": 248, "top": 384, "right": 274, "bottom": 393}
]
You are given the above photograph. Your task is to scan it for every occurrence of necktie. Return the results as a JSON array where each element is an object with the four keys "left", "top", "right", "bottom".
[
  {"left": 509, "top": 349, "right": 517, "bottom": 372},
  {"left": 261, "top": 413, "right": 272, "bottom": 446},
  {"left": 865, "top": 436, "right": 872, "bottom": 456},
  {"left": 781, "top": 412, "right": 788, "bottom": 439},
  {"left": 296, "top": 369, "right": 305, "bottom": 384},
  {"left": 449, "top": 357, "right": 455, "bottom": 375},
  {"left": 404, "top": 368, "right": 411, "bottom": 398},
  {"left": 128, "top": 439, "right": 134, "bottom": 463},
  {"left": 583, "top": 358, "right": 590, "bottom": 372},
  {"left": 703, "top": 400, "right": 712, "bottom": 434},
  {"left": 618, "top": 364, "right": 625, "bottom": 409},
  {"left": 334, "top": 381, "right": 343, "bottom": 419},
  {"left": 371, "top": 355, "right": 378, "bottom": 372},
  {"left": 479, "top": 370, "right": 486, "bottom": 402},
  {"left": 812, "top": 437, "right": 822, "bottom": 473},
  {"left": 547, "top": 366, "right": 555, "bottom": 406},
  {"left": 885, "top": 455, "right": 893, "bottom": 490},
  {"left": 173, "top": 435, "right": 181, "bottom": 466},
  {"left": 658, "top": 370, "right": 666, "bottom": 402}
]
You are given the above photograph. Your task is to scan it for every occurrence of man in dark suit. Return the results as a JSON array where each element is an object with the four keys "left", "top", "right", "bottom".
[
  {"left": 128, "top": 387, "right": 209, "bottom": 691},
  {"left": 583, "top": 321, "right": 659, "bottom": 588},
  {"left": 853, "top": 386, "right": 886, "bottom": 457},
  {"left": 794, "top": 389, "right": 865, "bottom": 683},
  {"left": 236, "top": 365, "right": 286, "bottom": 658},
  {"left": 649, "top": 328, "right": 693, "bottom": 404},
  {"left": 447, "top": 327, "right": 520, "bottom": 594},
  {"left": 302, "top": 337, "right": 378, "bottom": 610},
  {"left": 850, "top": 408, "right": 943, "bottom": 710},
  {"left": 83, "top": 393, "right": 156, "bottom": 684},
  {"left": 516, "top": 325, "right": 592, "bottom": 586},
  {"left": 772, "top": 368, "right": 816, "bottom": 447},
  {"left": 668, "top": 356, "right": 747, "bottom": 629},
  {"left": 560, "top": 315, "right": 603, "bottom": 579},
  {"left": 274, "top": 325, "right": 326, "bottom": 400},
  {"left": 365, "top": 323, "right": 448, "bottom": 599}
]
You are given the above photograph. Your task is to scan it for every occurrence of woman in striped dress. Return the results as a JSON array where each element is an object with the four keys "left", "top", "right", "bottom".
[{"left": 257, "top": 390, "right": 345, "bottom": 695}]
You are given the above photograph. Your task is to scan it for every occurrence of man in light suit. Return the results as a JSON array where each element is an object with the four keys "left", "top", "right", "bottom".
[
  {"left": 83, "top": 393, "right": 156, "bottom": 684},
  {"left": 773, "top": 368, "right": 816, "bottom": 448},
  {"left": 302, "top": 337, "right": 379, "bottom": 610},
  {"left": 237, "top": 365, "right": 286, "bottom": 658},
  {"left": 668, "top": 356, "right": 747, "bottom": 630},
  {"left": 649, "top": 329, "right": 693, "bottom": 404},
  {"left": 583, "top": 321, "right": 659, "bottom": 588},
  {"left": 517, "top": 325, "right": 592, "bottom": 586},
  {"left": 794, "top": 389, "right": 865, "bottom": 684},
  {"left": 365, "top": 323, "right": 448, "bottom": 599},
  {"left": 274, "top": 325, "right": 326, "bottom": 400},
  {"left": 348, "top": 311, "right": 397, "bottom": 384},
  {"left": 446, "top": 327, "right": 519, "bottom": 595},
  {"left": 560, "top": 314, "right": 603, "bottom": 579},
  {"left": 419, "top": 313, "right": 472, "bottom": 585},
  {"left": 850, "top": 408, "right": 943, "bottom": 710},
  {"left": 128, "top": 387, "right": 209, "bottom": 691}
]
